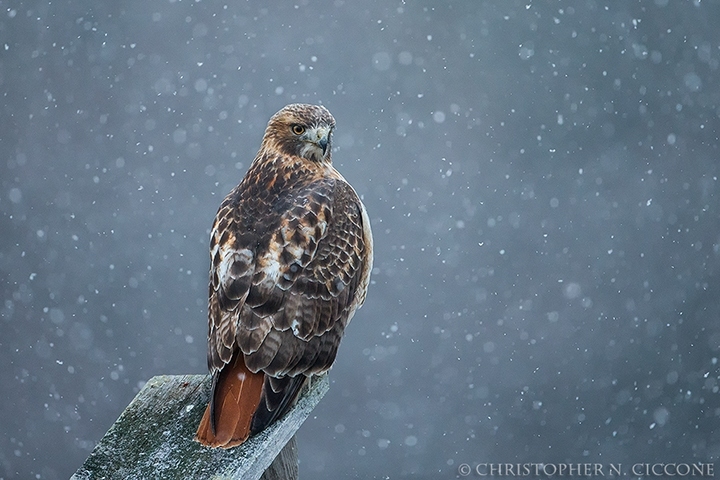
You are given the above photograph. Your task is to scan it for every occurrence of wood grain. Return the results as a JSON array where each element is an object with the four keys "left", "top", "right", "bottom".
[{"left": 71, "top": 373, "right": 329, "bottom": 480}]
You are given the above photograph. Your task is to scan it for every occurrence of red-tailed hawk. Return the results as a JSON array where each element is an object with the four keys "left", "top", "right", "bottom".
[{"left": 195, "top": 104, "right": 373, "bottom": 448}]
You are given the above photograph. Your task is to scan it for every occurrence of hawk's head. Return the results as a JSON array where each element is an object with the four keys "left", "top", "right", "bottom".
[{"left": 262, "top": 104, "right": 336, "bottom": 163}]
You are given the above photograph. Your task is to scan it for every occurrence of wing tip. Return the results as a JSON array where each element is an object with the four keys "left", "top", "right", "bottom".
[{"left": 249, "top": 375, "right": 307, "bottom": 435}]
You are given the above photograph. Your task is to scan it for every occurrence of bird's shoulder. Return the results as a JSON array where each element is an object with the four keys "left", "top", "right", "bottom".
[{"left": 218, "top": 156, "right": 356, "bottom": 229}]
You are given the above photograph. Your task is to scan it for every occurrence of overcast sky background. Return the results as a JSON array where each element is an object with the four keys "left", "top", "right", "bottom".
[{"left": 2, "top": 1, "right": 720, "bottom": 479}]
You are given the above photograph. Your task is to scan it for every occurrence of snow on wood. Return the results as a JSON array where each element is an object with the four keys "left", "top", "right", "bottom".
[{"left": 71, "top": 373, "right": 329, "bottom": 480}]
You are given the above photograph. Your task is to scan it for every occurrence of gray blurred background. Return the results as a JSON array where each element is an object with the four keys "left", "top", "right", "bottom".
[{"left": 2, "top": 1, "right": 720, "bottom": 478}]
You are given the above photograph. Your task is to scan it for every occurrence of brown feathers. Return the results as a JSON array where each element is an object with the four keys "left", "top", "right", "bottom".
[{"left": 195, "top": 104, "right": 373, "bottom": 448}]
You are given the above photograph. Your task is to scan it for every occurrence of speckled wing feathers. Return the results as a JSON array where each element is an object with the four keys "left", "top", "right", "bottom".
[
  {"left": 208, "top": 176, "right": 368, "bottom": 378},
  {"left": 198, "top": 103, "right": 373, "bottom": 447}
]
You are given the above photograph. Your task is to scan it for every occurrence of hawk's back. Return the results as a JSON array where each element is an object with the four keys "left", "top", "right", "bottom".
[{"left": 196, "top": 103, "right": 373, "bottom": 448}]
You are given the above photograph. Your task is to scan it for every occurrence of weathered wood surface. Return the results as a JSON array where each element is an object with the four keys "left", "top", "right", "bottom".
[{"left": 71, "top": 373, "right": 329, "bottom": 480}]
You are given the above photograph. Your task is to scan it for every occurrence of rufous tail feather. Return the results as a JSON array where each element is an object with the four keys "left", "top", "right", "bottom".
[{"left": 195, "top": 353, "right": 264, "bottom": 448}]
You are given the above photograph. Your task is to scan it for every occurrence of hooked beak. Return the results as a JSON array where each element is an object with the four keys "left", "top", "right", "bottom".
[{"left": 316, "top": 127, "right": 330, "bottom": 155}]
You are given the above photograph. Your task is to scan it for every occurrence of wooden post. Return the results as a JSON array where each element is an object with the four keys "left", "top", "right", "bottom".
[{"left": 71, "top": 373, "right": 329, "bottom": 480}]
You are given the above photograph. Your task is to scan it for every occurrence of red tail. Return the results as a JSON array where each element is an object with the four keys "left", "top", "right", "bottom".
[{"left": 195, "top": 353, "right": 264, "bottom": 448}]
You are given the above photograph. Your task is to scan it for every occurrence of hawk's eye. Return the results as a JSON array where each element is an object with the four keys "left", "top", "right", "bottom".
[{"left": 291, "top": 125, "right": 305, "bottom": 135}]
